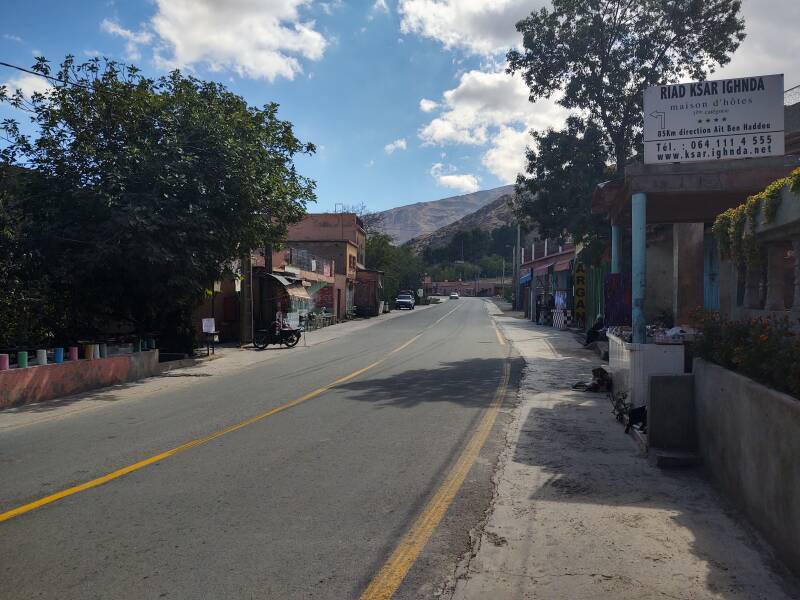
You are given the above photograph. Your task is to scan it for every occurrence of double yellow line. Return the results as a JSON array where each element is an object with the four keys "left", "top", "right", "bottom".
[{"left": 0, "top": 303, "right": 462, "bottom": 524}]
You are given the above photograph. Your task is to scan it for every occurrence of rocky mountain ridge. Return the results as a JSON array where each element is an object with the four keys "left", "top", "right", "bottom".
[{"left": 375, "top": 185, "right": 514, "bottom": 245}]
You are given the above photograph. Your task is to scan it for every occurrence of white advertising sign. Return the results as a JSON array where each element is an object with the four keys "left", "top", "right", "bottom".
[
  {"left": 643, "top": 74, "right": 784, "bottom": 164},
  {"left": 202, "top": 318, "right": 216, "bottom": 333}
]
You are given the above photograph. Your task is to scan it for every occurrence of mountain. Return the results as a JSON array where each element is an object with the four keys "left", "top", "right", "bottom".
[
  {"left": 376, "top": 185, "right": 514, "bottom": 245},
  {"left": 404, "top": 193, "right": 517, "bottom": 254}
]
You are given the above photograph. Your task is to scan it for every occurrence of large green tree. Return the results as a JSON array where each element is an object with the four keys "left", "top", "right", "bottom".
[
  {"left": 517, "top": 117, "right": 613, "bottom": 254},
  {"left": 366, "top": 233, "right": 423, "bottom": 302},
  {"left": 508, "top": 0, "right": 745, "bottom": 175},
  {"left": 0, "top": 57, "right": 316, "bottom": 350}
]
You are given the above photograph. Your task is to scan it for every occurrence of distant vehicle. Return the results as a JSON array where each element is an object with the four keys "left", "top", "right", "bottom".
[
  {"left": 395, "top": 294, "right": 415, "bottom": 310},
  {"left": 449, "top": 292, "right": 460, "bottom": 299}
]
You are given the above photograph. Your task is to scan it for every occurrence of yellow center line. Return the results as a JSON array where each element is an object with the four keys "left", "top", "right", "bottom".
[
  {"left": 0, "top": 304, "right": 460, "bottom": 524},
  {"left": 359, "top": 355, "right": 511, "bottom": 600},
  {"left": 492, "top": 320, "right": 506, "bottom": 346}
]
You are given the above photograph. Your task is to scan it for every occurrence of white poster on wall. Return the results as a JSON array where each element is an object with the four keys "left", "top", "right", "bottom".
[{"left": 643, "top": 74, "right": 784, "bottom": 164}]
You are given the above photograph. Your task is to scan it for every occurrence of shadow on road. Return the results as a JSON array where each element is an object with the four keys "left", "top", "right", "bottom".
[{"left": 336, "top": 356, "right": 525, "bottom": 410}]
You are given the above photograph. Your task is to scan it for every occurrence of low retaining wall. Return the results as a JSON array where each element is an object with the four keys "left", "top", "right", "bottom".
[
  {"left": 694, "top": 358, "right": 800, "bottom": 576},
  {"left": 0, "top": 350, "right": 160, "bottom": 409}
]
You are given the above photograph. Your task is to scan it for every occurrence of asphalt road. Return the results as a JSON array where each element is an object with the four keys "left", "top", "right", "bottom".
[{"left": 0, "top": 298, "right": 520, "bottom": 600}]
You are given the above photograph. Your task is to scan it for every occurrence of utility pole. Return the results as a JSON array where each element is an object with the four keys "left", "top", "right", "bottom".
[{"left": 514, "top": 222, "right": 521, "bottom": 310}]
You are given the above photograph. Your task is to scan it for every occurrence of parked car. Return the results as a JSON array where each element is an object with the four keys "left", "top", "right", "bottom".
[
  {"left": 395, "top": 294, "right": 415, "bottom": 310},
  {"left": 449, "top": 292, "right": 460, "bottom": 299}
]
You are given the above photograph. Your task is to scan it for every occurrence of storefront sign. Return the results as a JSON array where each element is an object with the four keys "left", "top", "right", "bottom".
[
  {"left": 643, "top": 74, "right": 784, "bottom": 164},
  {"left": 573, "top": 263, "right": 586, "bottom": 325}
]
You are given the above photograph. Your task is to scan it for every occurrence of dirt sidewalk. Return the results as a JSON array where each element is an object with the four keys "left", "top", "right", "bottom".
[{"left": 446, "top": 312, "right": 799, "bottom": 599}]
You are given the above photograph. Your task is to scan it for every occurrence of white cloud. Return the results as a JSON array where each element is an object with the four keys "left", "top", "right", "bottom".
[
  {"left": 373, "top": 0, "right": 389, "bottom": 13},
  {"left": 418, "top": 68, "right": 567, "bottom": 182},
  {"left": 2, "top": 73, "right": 52, "bottom": 98},
  {"left": 3, "top": 34, "right": 23, "bottom": 43},
  {"left": 419, "top": 98, "right": 439, "bottom": 112},
  {"left": 150, "top": 0, "right": 327, "bottom": 81},
  {"left": 366, "top": 159, "right": 375, "bottom": 167},
  {"left": 718, "top": 0, "right": 800, "bottom": 88},
  {"left": 481, "top": 126, "right": 530, "bottom": 183},
  {"left": 430, "top": 162, "right": 480, "bottom": 193},
  {"left": 384, "top": 137, "right": 408, "bottom": 154},
  {"left": 101, "top": 1, "right": 328, "bottom": 82},
  {"left": 320, "top": 0, "right": 344, "bottom": 16},
  {"left": 398, "top": 0, "right": 541, "bottom": 56},
  {"left": 100, "top": 18, "right": 152, "bottom": 60}
]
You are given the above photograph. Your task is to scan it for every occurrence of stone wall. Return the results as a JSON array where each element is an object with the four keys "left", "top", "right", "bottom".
[
  {"left": 0, "top": 350, "right": 160, "bottom": 409},
  {"left": 694, "top": 358, "right": 800, "bottom": 576}
]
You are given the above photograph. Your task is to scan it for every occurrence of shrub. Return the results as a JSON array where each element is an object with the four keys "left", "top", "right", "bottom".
[{"left": 691, "top": 310, "right": 800, "bottom": 399}]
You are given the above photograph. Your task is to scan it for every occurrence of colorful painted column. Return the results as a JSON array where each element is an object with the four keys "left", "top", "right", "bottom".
[
  {"left": 611, "top": 224, "right": 621, "bottom": 274},
  {"left": 632, "top": 193, "right": 647, "bottom": 344}
]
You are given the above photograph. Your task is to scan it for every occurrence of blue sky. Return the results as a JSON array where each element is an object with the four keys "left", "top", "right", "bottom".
[{"left": 2, "top": 0, "right": 799, "bottom": 212}]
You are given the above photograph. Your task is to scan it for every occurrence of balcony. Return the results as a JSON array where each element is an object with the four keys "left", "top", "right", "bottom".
[{"left": 277, "top": 247, "right": 335, "bottom": 283}]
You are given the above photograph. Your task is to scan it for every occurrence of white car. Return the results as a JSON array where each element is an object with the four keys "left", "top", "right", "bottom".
[{"left": 449, "top": 292, "right": 460, "bottom": 299}]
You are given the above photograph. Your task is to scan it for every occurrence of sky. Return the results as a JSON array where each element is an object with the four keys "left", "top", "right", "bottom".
[{"left": 2, "top": 0, "right": 799, "bottom": 213}]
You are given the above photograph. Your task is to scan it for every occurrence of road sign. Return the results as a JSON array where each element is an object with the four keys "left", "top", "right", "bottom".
[
  {"left": 417, "top": 288, "right": 423, "bottom": 297},
  {"left": 643, "top": 74, "right": 784, "bottom": 164}
]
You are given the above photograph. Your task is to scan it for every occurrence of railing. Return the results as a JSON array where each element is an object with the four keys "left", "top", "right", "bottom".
[{"left": 282, "top": 247, "right": 333, "bottom": 276}]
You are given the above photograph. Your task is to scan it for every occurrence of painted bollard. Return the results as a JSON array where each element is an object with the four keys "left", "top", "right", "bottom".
[
  {"left": 17, "top": 351, "right": 28, "bottom": 368},
  {"left": 0, "top": 354, "right": 9, "bottom": 371},
  {"left": 36, "top": 349, "right": 47, "bottom": 366},
  {"left": 68, "top": 346, "right": 78, "bottom": 361},
  {"left": 54, "top": 347, "right": 64, "bottom": 363},
  {"left": 99, "top": 343, "right": 108, "bottom": 359}
]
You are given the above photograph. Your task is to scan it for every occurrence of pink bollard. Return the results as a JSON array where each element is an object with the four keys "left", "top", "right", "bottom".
[
  {"left": 68, "top": 346, "right": 79, "bottom": 361},
  {"left": 0, "top": 354, "right": 8, "bottom": 371}
]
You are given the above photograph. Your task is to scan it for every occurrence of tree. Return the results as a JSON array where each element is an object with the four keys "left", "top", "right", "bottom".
[
  {"left": 516, "top": 117, "right": 613, "bottom": 254},
  {"left": 366, "top": 233, "right": 423, "bottom": 302},
  {"left": 0, "top": 57, "right": 316, "bottom": 350},
  {"left": 508, "top": 0, "right": 745, "bottom": 175}
]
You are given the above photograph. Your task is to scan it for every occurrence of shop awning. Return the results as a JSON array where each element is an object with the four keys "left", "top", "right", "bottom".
[
  {"left": 533, "top": 263, "right": 553, "bottom": 276},
  {"left": 554, "top": 259, "right": 572, "bottom": 272},
  {"left": 519, "top": 272, "right": 531, "bottom": 285},
  {"left": 286, "top": 285, "right": 312, "bottom": 301}
]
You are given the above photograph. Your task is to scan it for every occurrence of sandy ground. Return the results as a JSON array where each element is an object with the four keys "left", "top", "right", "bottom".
[{"left": 446, "top": 307, "right": 800, "bottom": 600}]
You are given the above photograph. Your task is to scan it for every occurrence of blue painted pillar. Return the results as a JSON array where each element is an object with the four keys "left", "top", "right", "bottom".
[
  {"left": 632, "top": 193, "right": 647, "bottom": 344},
  {"left": 611, "top": 225, "right": 621, "bottom": 274}
]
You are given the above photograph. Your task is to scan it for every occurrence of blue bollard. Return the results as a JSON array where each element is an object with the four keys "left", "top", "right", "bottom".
[{"left": 54, "top": 347, "right": 64, "bottom": 363}]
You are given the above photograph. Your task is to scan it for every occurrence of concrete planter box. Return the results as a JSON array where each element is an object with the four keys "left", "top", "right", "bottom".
[
  {"left": 752, "top": 185, "right": 800, "bottom": 242},
  {"left": 0, "top": 350, "right": 159, "bottom": 409},
  {"left": 608, "top": 333, "right": 685, "bottom": 407},
  {"left": 694, "top": 358, "right": 800, "bottom": 576}
]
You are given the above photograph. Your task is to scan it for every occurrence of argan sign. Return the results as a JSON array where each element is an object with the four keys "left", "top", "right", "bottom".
[{"left": 643, "top": 74, "right": 784, "bottom": 164}]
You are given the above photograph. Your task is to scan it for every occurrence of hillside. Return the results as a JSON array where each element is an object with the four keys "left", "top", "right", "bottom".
[
  {"left": 376, "top": 185, "right": 514, "bottom": 245},
  {"left": 404, "top": 193, "right": 517, "bottom": 253}
]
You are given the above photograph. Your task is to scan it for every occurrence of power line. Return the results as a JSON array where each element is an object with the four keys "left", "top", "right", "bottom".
[{"left": 0, "top": 61, "right": 92, "bottom": 91}]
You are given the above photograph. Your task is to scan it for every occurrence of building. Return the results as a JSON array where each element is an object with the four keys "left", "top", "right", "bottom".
[
  {"left": 286, "top": 213, "right": 367, "bottom": 320},
  {"left": 518, "top": 240, "right": 577, "bottom": 326},
  {"left": 422, "top": 277, "right": 506, "bottom": 297},
  {"left": 354, "top": 268, "right": 385, "bottom": 316},
  {"left": 591, "top": 99, "right": 800, "bottom": 339}
]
